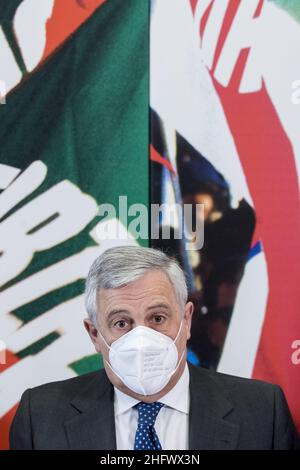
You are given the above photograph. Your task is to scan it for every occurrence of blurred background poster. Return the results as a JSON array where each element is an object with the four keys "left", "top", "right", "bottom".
[
  {"left": 150, "top": 0, "right": 300, "bottom": 433},
  {"left": 1, "top": 0, "right": 300, "bottom": 451},
  {"left": 0, "top": 0, "right": 148, "bottom": 449}
]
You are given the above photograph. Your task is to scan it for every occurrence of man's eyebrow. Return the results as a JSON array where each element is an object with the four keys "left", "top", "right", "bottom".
[
  {"left": 146, "top": 303, "right": 171, "bottom": 311},
  {"left": 106, "top": 309, "right": 131, "bottom": 320},
  {"left": 105, "top": 304, "right": 171, "bottom": 321}
]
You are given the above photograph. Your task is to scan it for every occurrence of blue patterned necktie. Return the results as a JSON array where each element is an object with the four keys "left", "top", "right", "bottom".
[{"left": 134, "top": 402, "right": 164, "bottom": 450}]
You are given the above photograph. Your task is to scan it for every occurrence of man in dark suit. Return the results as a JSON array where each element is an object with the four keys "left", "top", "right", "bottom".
[{"left": 10, "top": 246, "right": 300, "bottom": 450}]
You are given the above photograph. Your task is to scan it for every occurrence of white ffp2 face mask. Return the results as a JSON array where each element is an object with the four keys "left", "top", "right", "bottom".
[{"left": 99, "top": 321, "right": 185, "bottom": 396}]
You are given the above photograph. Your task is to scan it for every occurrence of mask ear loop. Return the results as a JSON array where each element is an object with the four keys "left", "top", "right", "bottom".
[
  {"left": 167, "top": 318, "right": 184, "bottom": 351},
  {"left": 97, "top": 328, "right": 112, "bottom": 352},
  {"left": 169, "top": 347, "right": 186, "bottom": 380},
  {"left": 174, "top": 318, "right": 183, "bottom": 343},
  {"left": 166, "top": 318, "right": 187, "bottom": 381},
  {"left": 97, "top": 329, "right": 114, "bottom": 375}
]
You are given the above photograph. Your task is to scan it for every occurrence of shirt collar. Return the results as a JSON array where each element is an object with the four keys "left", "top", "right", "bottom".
[{"left": 114, "top": 362, "right": 190, "bottom": 416}]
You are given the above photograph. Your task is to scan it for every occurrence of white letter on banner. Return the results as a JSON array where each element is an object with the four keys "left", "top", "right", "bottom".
[
  {"left": 13, "top": 0, "right": 54, "bottom": 73},
  {"left": 0, "top": 27, "right": 22, "bottom": 95},
  {"left": 0, "top": 180, "right": 98, "bottom": 287},
  {"left": 0, "top": 164, "right": 21, "bottom": 190}
]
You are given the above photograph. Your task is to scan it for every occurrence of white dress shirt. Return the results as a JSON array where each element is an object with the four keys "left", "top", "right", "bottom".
[{"left": 114, "top": 363, "right": 190, "bottom": 450}]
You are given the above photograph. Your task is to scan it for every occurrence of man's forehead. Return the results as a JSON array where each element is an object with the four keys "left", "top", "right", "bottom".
[{"left": 97, "top": 270, "right": 177, "bottom": 304}]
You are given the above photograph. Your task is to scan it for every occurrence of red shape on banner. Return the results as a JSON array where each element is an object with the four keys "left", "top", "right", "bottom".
[
  {"left": 199, "top": 1, "right": 214, "bottom": 41},
  {"left": 150, "top": 144, "right": 176, "bottom": 175},
  {"left": 0, "top": 350, "right": 20, "bottom": 372},
  {"left": 190, "top": 0, "right": 300, "bottom": 433},
  {"left": 189, "top": 0, "right": 198, "bottom": 16},
  {"left": 0, "top": 404, "right": 19, "bottom": 450},
  {"left": 209, "top": 6, "right": 300, "bottom": 434},
  {"left": 254, "top": 0, "right": 264, "bottom": 18},
  {"left": 0, "top": 351, "right": 21, "bottom": 450},
  {"left": 41, "top": 0, "right": 107, "bottom": 62}
]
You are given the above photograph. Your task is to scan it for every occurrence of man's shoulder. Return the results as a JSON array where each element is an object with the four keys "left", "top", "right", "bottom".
[
  {"left": 188, "top": 363, "right": 284, "bottom": 427},
  {"left": 28, "top": 369, "right": 107, "bottom": 403},
  {"left": 188, "top": 364, "right": 300, "bottom": 449},
  {"left": 188, "top": 362, "right": 279, "bottom": 401}
]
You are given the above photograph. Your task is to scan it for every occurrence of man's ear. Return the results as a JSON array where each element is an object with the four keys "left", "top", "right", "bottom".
[
  {"left": 83, "top": 318, "right": 102, "bottom": 352},
  {"left": 184, "top": 301, "right": 194, "bottom": 341}
]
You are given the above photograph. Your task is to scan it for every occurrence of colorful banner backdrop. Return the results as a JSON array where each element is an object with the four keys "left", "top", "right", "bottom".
[
  {"left": 0, "top": 0, "right": 148, "bottom": 449},
  {"left": 151, "top": 0, "right": 300, "bottom": 433}
]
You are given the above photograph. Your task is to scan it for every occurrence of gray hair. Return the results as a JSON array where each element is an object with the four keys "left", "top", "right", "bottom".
[{"left": 85, "top": 246, "right": 188, "bottom": 325}]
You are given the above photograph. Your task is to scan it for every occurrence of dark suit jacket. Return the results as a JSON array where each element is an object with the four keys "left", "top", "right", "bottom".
[{"left": 9, "top": 363, "right": 300, "bottom": 450}]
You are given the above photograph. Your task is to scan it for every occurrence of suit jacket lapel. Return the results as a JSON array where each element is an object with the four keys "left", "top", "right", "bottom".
[
  {"left": 188, "top": 364, "right": 240, "bottom": 450},
  {"left": 64, "top": 370, "right": 117, "bottom": 450},
  {"left": 63, "top": 364, "right": 239, "bottom": 450}
]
